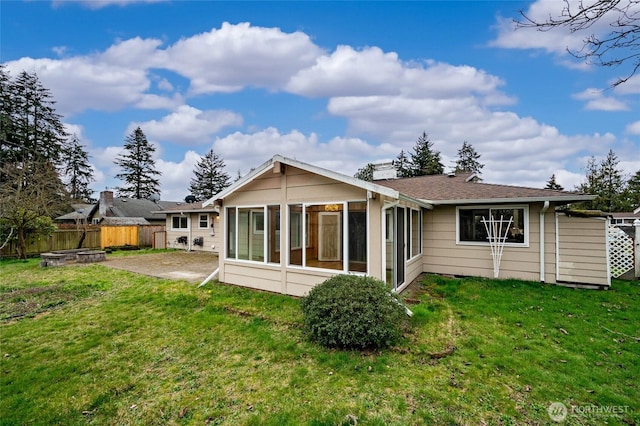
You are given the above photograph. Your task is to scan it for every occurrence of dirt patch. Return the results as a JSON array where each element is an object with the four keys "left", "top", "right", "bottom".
[{"left": 101, "top": 251, "right": 218, "bottom": 283}]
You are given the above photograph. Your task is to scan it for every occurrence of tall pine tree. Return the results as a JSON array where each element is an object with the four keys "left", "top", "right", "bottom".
[
  {"left": 576, "top": 151, "right": 627, "bottom": 212},
  {"left": 454, "top": 141, "right": 484, "bottom": 175},
  {"left": 408, "top": 132, "right": 444, "bottom": 176},
  {"left": 622, "top": 169, "right": 640, "bottom": 211},
  {"left": 63, "top": 134, "right": 95, "bottom": 202},
  {"left": 114, "top": 127, "right": 161, "bottom": 199},
  {"left": 188, "top": 149, "right": 230, "bottom": 201},
  {"left": 0, "top": 68, "right": 70, "bottom": 258},
  {"left": 354, "top": 163, "right": 375, "bottom": 182}
]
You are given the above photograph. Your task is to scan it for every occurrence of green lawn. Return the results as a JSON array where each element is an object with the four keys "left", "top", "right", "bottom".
[{"left": 1, "top": 257, "right": 638, "bottom": 425}]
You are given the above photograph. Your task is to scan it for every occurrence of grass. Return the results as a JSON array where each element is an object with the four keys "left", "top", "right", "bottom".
[{"left": 0, "top": 257, "right": 638, "bottom": 425}]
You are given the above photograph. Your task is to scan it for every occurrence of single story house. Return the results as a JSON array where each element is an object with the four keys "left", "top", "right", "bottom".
[
  {"left": 89, "top": 190, "right": 184, "bottom": 226},
  {"left": 160, "top": 202, "right": 221, "bottom": 251},
  {"left": 191, "top": 155, "right": 608, "bottom": 296}
]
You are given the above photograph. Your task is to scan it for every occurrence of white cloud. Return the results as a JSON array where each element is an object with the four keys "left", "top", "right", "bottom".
[
  {"left": 164, "top": 22, "right": 324, "bottom": 95},
  {"left": 573, "top": 88, "right": 629, "bottom": 111},
  {"left": 52, "top": 0, "right": 169, "bottom": 9},
  {"left": 128, "top": 105, "right": 243, "bottom": 145},
  {"left": 626, "top": 121, "right": 640, "bottom": 135},
  {"left": 490, "top": 0, "right": 613, "bottom": 55},
  {"left": 287, "top": 47, "right": 511, "bottom": 104}
]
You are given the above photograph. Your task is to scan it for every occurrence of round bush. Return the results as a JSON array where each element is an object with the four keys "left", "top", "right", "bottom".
[{"left": 300, "top": 275, "right": 410, "bottom": 349}]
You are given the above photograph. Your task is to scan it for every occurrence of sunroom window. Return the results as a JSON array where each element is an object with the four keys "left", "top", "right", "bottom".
[
  {"left": 458, "top": 206, "right": 527, "bottom": 245},
  {"left": 288, "top": 202, "right": 367, "bottom": 273},
  {"left": 226, "top": 206, "right": 280, "bottom": 263}
]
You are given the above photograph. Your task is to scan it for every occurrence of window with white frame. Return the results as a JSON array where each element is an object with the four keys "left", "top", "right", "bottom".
[
  {"left": 410, "top": 209, "right": 422, "bottom": 257},
  {"left": 198, "top": 214, "right": 209, "bottom": 229},
  {"left": 457, "top": 206, "right": 528, "bottom": 245},
  {"left": 171, "top": 215, "right": 188, "bottom": 230},
  {"left": 226, "top": 206, "right": 280, "bottom": 264},
  {"left": 288, "top": 202, "right": 367, "bottom": 273}
]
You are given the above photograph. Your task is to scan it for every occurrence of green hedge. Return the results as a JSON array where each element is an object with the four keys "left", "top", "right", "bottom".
[{"left": 301, "top": 275, "right": 410, "bottom": 349}]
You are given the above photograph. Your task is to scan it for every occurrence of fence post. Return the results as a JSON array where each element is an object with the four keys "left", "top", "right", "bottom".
[{"left": 635, "top": 220, "right": 640, "bottom": 279}]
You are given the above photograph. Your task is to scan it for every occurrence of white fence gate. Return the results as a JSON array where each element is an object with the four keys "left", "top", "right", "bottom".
[{"left": 608, "top": 224, "right": 635, "bottom": 278}]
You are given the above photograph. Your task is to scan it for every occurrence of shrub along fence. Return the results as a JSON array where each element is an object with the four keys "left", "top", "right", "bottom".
[{"left": 0, "top": 225, "right": 166, "bottom": 258}]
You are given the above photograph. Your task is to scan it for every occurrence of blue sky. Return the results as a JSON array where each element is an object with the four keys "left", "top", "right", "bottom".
[{"left": 2, "top": 0, "right": 639, "bottom": 201}]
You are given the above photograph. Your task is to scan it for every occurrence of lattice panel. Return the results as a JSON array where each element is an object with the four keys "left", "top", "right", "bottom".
[{"left": 608, "top": 225, "right": 634, "bottom": 278}]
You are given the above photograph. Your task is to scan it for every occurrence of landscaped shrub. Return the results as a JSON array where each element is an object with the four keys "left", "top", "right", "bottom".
[{"left": 300, "top": 274, "right": 410, "bottom": 349}]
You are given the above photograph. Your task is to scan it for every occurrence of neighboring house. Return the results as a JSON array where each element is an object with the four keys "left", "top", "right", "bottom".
[
  {"left": 610, "top": 210, "right": 640, "bottom": 225},
  {"left": 159, "top": 202, "right": 221, "bottom": 251},
  {"left": 196, "top": 155, "right": 608, "bottom": 296},
  {"left": 54, "top": 203, "right": 95, "bottom": 225},
  {"left": 89, "top": 190, "right": 183, "bottom": 226}
]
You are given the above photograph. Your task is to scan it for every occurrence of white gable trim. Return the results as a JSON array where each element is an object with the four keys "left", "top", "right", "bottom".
[{"left": 203, "top": 154, "right": 433, "bottom": 210}]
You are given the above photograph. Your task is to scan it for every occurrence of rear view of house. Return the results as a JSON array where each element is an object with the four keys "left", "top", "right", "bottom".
[{"left": 199, "top": 155, "right": 608, "bottom": 296}]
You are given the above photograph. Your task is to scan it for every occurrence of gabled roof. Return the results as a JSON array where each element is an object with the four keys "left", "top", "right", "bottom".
[
  {"left": 100, "top": 198, "right": 184, "bottom": 221},
  {"left": 375, "top": 172, "right": 596, "bottom": 205},
  {"left": 203, "top": 155, "right": 433, "bottom": 209}
]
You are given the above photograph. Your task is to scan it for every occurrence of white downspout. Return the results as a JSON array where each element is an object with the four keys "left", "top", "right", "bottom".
[{"left": 539, "top": 201, "right": 550, "bottom": 282}]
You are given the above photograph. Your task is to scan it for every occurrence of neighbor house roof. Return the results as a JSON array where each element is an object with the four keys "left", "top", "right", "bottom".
[
  {"left": 96, "top": 198, "right": 184, "bottom": 222},
  {"left": 99, "top": 217, "right": 150, "bottom": 225},
  {"left": 375, "top": 172, "right": 596, "bottom": 205},
  {"left": 203, "top": 155, "right": 433, "bottom": 209}
]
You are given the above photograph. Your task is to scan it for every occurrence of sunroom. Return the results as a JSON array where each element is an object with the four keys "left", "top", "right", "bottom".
[{"left": 204, "top": 155, "right": 431, "bottom": 296}]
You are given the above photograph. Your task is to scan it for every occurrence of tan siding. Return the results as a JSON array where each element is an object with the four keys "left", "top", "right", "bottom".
[
  {"left": 556, "top": 214, "right": 609, "bottom": 286},
  {"left": 422, "top": 204, "right": 546, "bottom": 282},
  {"left": 223, "top": 262, "right": 282, "bottom": 293}
]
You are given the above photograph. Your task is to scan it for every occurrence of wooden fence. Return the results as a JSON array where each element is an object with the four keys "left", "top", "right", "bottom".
[
  {"left": 0, "top": 228, "right": 101, "bottom": 258},
  {"left": 0, "top": 225, "right": 167, "bottom": 258}
]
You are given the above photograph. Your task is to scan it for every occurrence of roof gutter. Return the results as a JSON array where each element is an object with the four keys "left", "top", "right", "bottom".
[
  {"left": 539, "top": 200, "right": 550, "bottom": 282},
  {"left": 425, "top": 195, "right": 596, "bottom": 205}
]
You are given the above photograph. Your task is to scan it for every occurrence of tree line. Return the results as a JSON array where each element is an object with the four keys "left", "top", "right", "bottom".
[{"left": 0, "top": 66, "right": 231, "bottom": 258}]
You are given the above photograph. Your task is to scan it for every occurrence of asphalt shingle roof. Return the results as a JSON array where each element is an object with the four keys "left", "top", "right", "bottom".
[{"left": 375, "top": 173, "right": 593, "bottom": 204}]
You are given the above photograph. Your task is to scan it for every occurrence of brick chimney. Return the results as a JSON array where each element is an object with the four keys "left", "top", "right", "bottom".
[{"left": 99, "top": 190, "right": 114, "bottom": 216}]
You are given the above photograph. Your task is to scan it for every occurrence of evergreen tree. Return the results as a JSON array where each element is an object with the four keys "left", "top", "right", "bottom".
[
  {"left": 7, "top": 70, "right": 68, "bottom": 164},
  {"left": 545, "top": 174, "right": 564, "bottom": 190},
  {"left": 114, "top": 127, "right": 161, "bottom": 199},
  {"left": 188, "top": 149, "right": 231, "bottom": 201},
  {"left": 62, "top": 134, "right": 95, "bottom": 202},
  {"left": 596, "top": 150, "right": 626, "bottom": 212},
  {"left": 393, "top": 150, "right": 413, "bottom": 178},
  {"left": 622, "top": 169, "right": 640, "bottom": 211},
  {"left": 0, "top": 68, "right": 71, "bottom": 257},
  {"left": 454, "top": 141, "right": 484, "bottom": 175},
  {"left": 354, "top": 163, "right": 375, "bottom": 182},
  {"left": 576, "top": 151, "right": 627, "bottom": 212},
  {"left": 409, "top": 132, "right": 444, "bottom": 176}
]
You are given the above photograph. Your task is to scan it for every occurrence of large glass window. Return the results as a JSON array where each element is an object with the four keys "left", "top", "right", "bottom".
[
  {"left": 458, "top": 206, "right": 527, "bottom": 245},
  {"left": 226, "top": 207, "right": 273, "bottom": 263},
  {"left": 226, "top": 208, "right": 236, "bottom": 258},
  {"left": 288, "top": 202, "right": 367, "bottom": 273}
]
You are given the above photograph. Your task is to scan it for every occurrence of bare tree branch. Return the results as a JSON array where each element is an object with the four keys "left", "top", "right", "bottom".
[{"left": 516, "top": 0, "right": 640, "bottom": 87}]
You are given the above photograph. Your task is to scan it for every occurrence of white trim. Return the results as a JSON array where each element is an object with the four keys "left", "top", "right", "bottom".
[
  {"left": 203, "top": 154, "right": 433, "bottom": 210},
  {"left": 198, "top": 213, "right": 209, "bottom": 230},
  {"left": 539, "top": 201, "right": 550, "bottom": 282},
  {"left": 555, "top": 212, "right": 560, "bottom": 283},
  {"left": 430, "top": 195, "right": 594, "bottom": 205}
]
